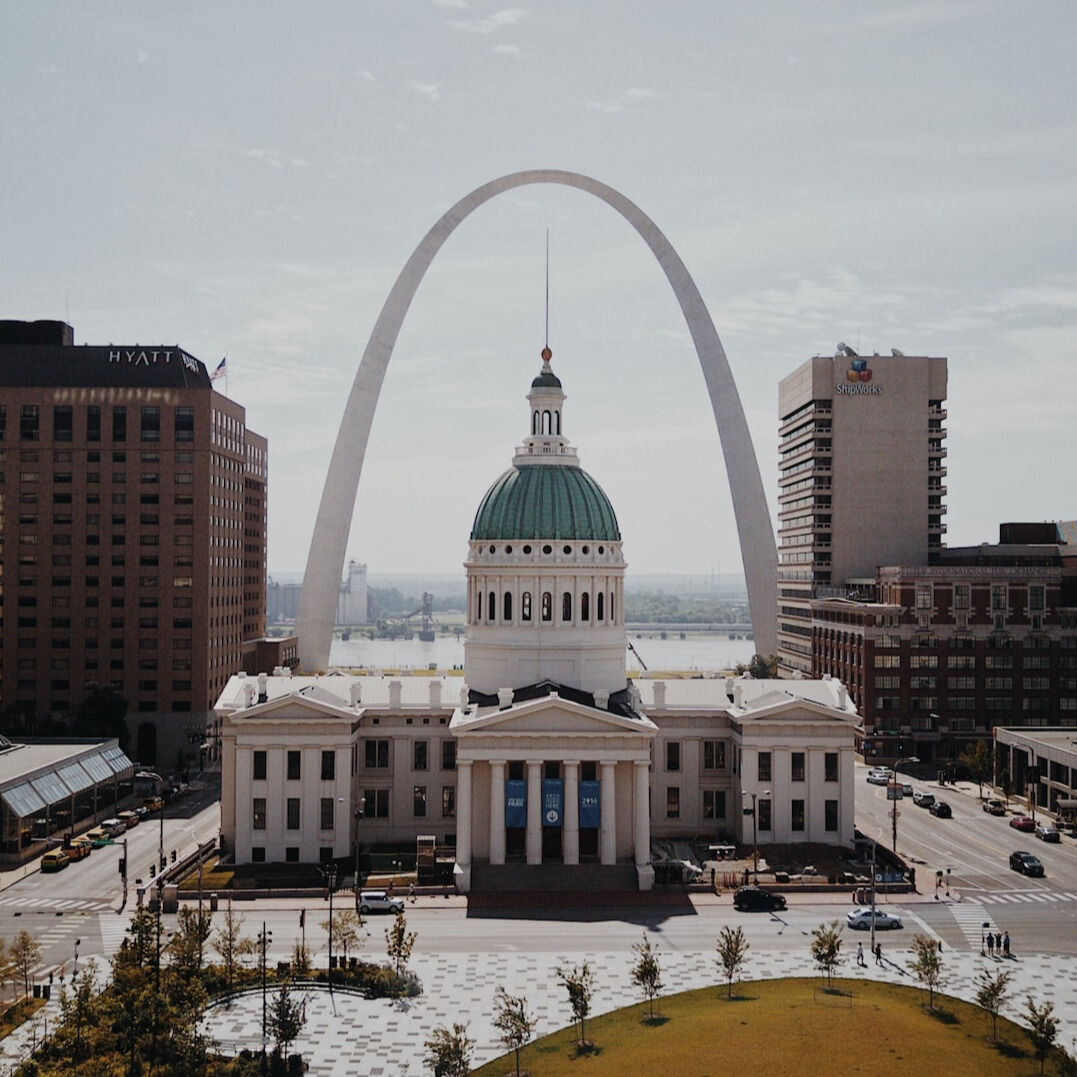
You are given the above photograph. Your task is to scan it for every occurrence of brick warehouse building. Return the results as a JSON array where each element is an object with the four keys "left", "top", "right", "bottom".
[
  {"left": 0, "top": 319, "right": 267, "bottom": 773},
  {"left": 812, "top": 523, "right": 1077, "bottom": 764}
]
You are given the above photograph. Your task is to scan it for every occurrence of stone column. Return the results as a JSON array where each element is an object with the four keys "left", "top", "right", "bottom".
[
  {"left": 600, "top": 760, "right": 617, "bottom": 865},
  {"left": 455, "top": 760, "right": 473, "bottom": 892},
  {"left": 634, "top": 760, "right": 651, "bottom": 866},
  {"left": 563, "top": 760, "right": 580, "bottom": 866},
  {"left": 489, "top": 760, "right": 506, "bottom": 865},
  {"left": 526, "top": 760, "right": 543, "bottom": 865}
]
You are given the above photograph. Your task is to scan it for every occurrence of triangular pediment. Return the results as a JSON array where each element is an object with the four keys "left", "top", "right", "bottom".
[
  {"left": 734, "top": 696, "right": 858, "bottom": 725},
  {"left": 227, "top": 690, "right": 356, "bottom": 723},
  {"left": 452, "top": 695, "right": 656, "bottom": 739}
]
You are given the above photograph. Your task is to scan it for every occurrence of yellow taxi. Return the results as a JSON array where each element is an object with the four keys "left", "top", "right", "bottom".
[{"left": 41, "top": 849, "right": 70, "bottom": 872}]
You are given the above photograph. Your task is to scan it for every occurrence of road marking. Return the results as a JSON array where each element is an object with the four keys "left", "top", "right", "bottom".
[{"left": 947, "top": 899, "right": 999, "bottom": 950}]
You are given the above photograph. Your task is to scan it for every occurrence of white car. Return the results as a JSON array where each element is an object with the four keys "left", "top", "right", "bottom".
[
  {"left": 358, "top": 890, "right": 405, "bottom": 914},
  {"left": 846, "top": 908, "right": 903, "bottom": 931},
  {"left": 866, "top": 770, "right": 891, "bottom": 786}
]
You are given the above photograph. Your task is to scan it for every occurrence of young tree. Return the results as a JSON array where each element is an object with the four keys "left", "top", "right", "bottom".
[
  {"left": 324, "top": 908, "right": 363, "bottom": 969},
  {"left": 630, "top": 933, "right": 663, "bottom": 1019},
  {"left": 809, "top": 921, "right": 844, "bottom": 989},
  {"left": 11, "top": 929, "right": 42, "bottom": 999},
  {"left": 169, "top": 905, "right": 213, "bottom": 975},
  {"left": 959, "top": 739, "right": 992, "bottom": 798},
  {"left": 1025, "top": 997, "right": 1059, "bottom": 1076},
  {"left": 267, "top": 979, "right": 306, "bottom": 1061},
  {"left": 58, "top": 960, "right": 100, "bottom": 1059},
  {"left": 212, "top": 897, "right": 255, "bottom": 994},
  {"left": 556, "top": 961, "right": 595, "bottom": 1048},
  {"left": 908, "top": 933, "right": 944, "bottom": 1009},
  {"left": 0, "top": 937, "right": 15, "bottom": 1001},
  {"left": 493, "top": 986, "right": 536, "bottom": 1076},
  {"left": 424, "top": 1022, "right": 474, "bottom": 1077},
  {"left": 975, "top": 967, "right": 1012, "bottom": 1041},
  {"left": 716, "top": 926, "right": 750, "bottom": 999},
  {"left": 291, "top": 939, "right": 312, "bottom": 978},
  {"left": 748, "top": 653, "right": 779, "bottom": 679},
  {"left": 385, "top": 910, "right": 417, "bottom": 977}
]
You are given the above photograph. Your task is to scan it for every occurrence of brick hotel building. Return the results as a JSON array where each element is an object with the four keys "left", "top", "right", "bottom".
[{"left": 0, "top": 319, "right": 267, "bottom": 772}]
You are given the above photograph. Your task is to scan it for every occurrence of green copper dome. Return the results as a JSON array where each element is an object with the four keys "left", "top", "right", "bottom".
[
  {"left": 471, "top": 465, "right": 621, "bottom": 541},
  {"left": 531, "top": 370, "right": 562, "bottom": 389}
]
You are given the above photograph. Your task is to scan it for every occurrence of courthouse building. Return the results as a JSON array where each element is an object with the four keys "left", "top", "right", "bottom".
[{"left": 218, "top": 349, "right": 859, "bottom": 890}]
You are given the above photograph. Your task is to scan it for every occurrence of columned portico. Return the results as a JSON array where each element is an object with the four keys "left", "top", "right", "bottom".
[
  {"left": 599, "top": 760, "right": 617, "bottom": 865},
  {"left": 563, "top": 760, "right": 580, "bottom": 866},
  {"left": 526, "top": 759, "right": 543, "bottom": 865},
  {"left": 454, "top": 760, "right": 474, "bottom": 892},
  {"left": 489, "top": 760, "right": 506, "bottom": 865}
]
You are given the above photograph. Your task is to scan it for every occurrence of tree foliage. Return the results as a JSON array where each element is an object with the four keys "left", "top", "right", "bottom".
[
  {"left": 385, "top": 910, "right": 417, "bottom": 978},
  {"left": 170, "top": 905, "right": 213, "bottom": 975},
  {"left": 975, "top": 967, "right": 1012, "bottom": 1041},
  {"left": 212, "top": 897, "right": 255, "bottom": 994},
  {"left": 11, "top": 930, "right": 42, "bottom": 1000},
  {"left": 809, "top": 922, "right": 844, "bottom": 989},
  {"left": 324, "top": 909, "right": 363, "bottom": 968},
  {"left": 629, "top": 933, "right": 663, "bottom": 1018},
  {"left": 557, "top": 961, "right": 596, "bottom": 1047},
  {"left": 959, "top": 739, "right": 993, "bottom": 797},
  {"left": 424, "top": 1022, "right": 474, "bottom": 1077},
  {"left": 908, "top": 933, "right": 944, "bottom": 1008},
  {"left": 1024, "top": 996, "right": 1059, "bottom": 1075},
  {"left": 716, "top": 926, "right": 750, "bottom": 999},
  {"left": 267, "top": 979, "right": 306, "bottom": 1060},
  {"left": 493, "top": 986, "right": 536, "bottom": 1076}
]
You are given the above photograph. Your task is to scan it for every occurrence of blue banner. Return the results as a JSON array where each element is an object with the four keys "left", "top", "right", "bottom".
[
  {"left": 505, "top": 780, "right": 527, "bottom": 829},
  {"left": 542, "top": 779, "right": 564, "bottom": 827},
  {"left": 579, "top": 780, "right": 600, "bottom": 828}
]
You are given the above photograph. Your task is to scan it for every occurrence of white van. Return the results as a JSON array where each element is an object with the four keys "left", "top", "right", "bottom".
[{"left": 101, "top": 818, "right": 127, "bottom": 838}]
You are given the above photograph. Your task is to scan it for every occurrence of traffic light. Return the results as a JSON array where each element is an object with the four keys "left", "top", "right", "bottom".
[
  {"left": 118, "top": 857, "right": 126, "bottom": 876},
  {"left": 171, "top": 850, "right": 177, "bottom": 863}
]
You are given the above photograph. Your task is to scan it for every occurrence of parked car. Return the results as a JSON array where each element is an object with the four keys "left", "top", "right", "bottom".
[
  {"left": 912, "top": 791, "right": 935, "bottom": 809},
  {"left": 85, "top": 826, "right": 112, "bottom": 847},
  {"left": 117, "top": 810, "right": 140, "bottom": 829},
  {"left": 65, "top": 837, "right": 92, "bottom": 861},
  {"left": 358, "top": 890, "right": 405, "bottom": 914},
  {"left": 1009, "top": 851, "right": 1045, "bottom": 877},
  {"left": 929, "top": 800, "right": 952, "bottom": 818},
  {"left": 866, "top": 769, "right": 891, "bottom": 786},
  {"left": 983, "top": 799, "right": 1007, "bottom": 816},
  {"left": 1035, "top": 823, "right": 1061, "bottom": 843},
  {"left": 900, "top": 783, "right": 914, "bottom": 797},
  {"left": 41, "top": 849, "right": 70, "bottom": 873},
  {"left": 733, "top": 886, "right": 787, "bottom": 912},
  {"left": 101, "top": 818, "right": 127, "bottom": 838},
  {"left": 1009, "top": 815, "right": 1036, "bottom": 832},
  {"left": 143, "top": 796, "right": 165, "bottom": 812},
  {"left": 847, "top": 908, "right": 903, "bottom": 931}
]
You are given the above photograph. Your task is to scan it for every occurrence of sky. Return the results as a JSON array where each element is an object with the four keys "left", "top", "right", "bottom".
[{"left": 3, "top": 2, "right": 1076, "bottom": 582}]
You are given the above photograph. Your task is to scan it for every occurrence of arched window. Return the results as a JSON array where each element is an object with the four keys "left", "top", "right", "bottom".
[
  {"left": 581, "top": 592, "right": 590, "bottom": 621},
  {"left": 609, "top": 591, "right": 615, "bottom": 623},
  {"left": 542, "top": 410, "right": 552, "bottom": 434},
  {"left": 488, "top": 591, "right": 496, "bottom": 622},
  {"left": 532, "top": 410, "right": 540, "bottom": 435},
  {"left": 562, "top": 592, "right": 572, "bottom": 621},
  {"left": 503, "top": 591, "right": 512, "bottom": 621},
  {"left": 541, "top": 592, "right": 552, "bottom": 621},
  {"left": 555, "top": 410, "right": 561, "bottom": 435},
  {"left": 597, "top": 592, "right": 604, "bottom": 621},
  {"left": 521, "top": 592, "right": 532, "bottom": 621},
  {"left": 477, "top": 591, "right": 483, "bottom": 621}
]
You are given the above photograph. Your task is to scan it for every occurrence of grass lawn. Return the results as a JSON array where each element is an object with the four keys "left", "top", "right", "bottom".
[{"left": 472, "top": 978, "right": 1043, "bottom": 1076}]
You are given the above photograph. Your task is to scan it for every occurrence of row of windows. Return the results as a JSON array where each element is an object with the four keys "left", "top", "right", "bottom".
[
  {"left": 757, "top": 751, "right": 840, "bottom": 783},
  {"left": 362, "top": 739, "right": 456, "bottom": 771},
  {"left": 479, "top": 590, "right": 614, "bottom": 624},
  {"left": 7, "top": 405, "right": 194, "bottom": 443},
  {"left": 697, "top": 794, "right": 839, "bottom": 832}
]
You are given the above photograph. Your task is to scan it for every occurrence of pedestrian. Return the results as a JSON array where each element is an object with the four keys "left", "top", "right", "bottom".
[
  {"left": 1003, "top": 931, "right": 1010, "bottom": 957},
  {"left": 980, "top": 928, "right": 986, "bottom": 956},
  {"left": 995, "top": 931, "right": 1002, "bottom": 954},
  {"left": 408, "top": 881, "right": 416, "bottom": 903},
  {"left": 857, "top": 942, "right": 864, "bottom": 967},
  {"left": 987, "top": 932, "right": 994, "bottom": 956},
  {"left": 875, "top": 943, "right": 883, "bottom": 966}
]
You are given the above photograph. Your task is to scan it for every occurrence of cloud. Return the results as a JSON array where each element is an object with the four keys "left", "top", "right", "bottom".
[
  {"left": 358, "top": 69, "right": 375, "bottom": 82},
  {"left": 410, "top": 81, "right": 441, "bottom": 101},
  {"left": 450, "top": 8, "right": 526, "bottom": 34},
  {"left": 992, "top": 276, "right": 1077, "bottom": 316},
  {"left": 431, "top": 0, "right": 468, "bottom": 7},
  {"left": 586, "top": 87, "right": 661, "bottom": 114},
  {"left": 493, "top": 44, "right": 521, "bottom": 55},
  {"left": 137, "top": 49, "right": 149, "bottom": 63},
  {"left": 246, "top": 148, "right": 284, "bottom": 169}
]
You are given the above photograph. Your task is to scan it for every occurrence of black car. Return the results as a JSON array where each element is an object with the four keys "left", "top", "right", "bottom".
[
  {"left": 733, "top": 886, "right": 787, "bottom": 912},
  {"left": 929, "top": 800, "right": 952, "bottom": 818},
  {"left": 1009, "top": 851, "right": 1045, "bottom": 877}
]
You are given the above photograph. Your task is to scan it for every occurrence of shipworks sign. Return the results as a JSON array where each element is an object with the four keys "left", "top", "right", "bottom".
[{"left": 836, "top": 356, "right": 883, "bottom": 395}]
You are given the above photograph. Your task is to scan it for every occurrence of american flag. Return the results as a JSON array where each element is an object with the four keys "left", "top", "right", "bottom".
[{"left": 210, "top": 358, "right": 227, "bottom": 381}]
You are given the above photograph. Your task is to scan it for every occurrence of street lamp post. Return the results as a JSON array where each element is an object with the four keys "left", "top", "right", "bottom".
[
  {"left": 741, "top": 789, "right": 771, "bottom": 883},
  {"left": 891, "top": 756, "right": 920, "bottom": 852},
  {"left": 339, "top": 797, "right": 365, "bottom": 912},
  {"left": 320, "top": 866, "right": 337, "bottom": 994},
  {"left": 259, "top": 922, "right": 272, "bottom": 1070}
]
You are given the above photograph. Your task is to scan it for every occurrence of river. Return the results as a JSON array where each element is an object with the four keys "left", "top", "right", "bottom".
[{"left": 328, "top": 632, "right": 758, "bottom": 673}]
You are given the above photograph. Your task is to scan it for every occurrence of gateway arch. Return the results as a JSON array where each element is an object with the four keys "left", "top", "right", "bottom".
[{"left": 296, "top": 170, "right": 777, "bottom": 672}]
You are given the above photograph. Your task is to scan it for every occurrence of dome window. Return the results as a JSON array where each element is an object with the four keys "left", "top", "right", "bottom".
[
  {"left": 598, "top": 546, "right": 605, "bottom": 554},
  {"left": 581, "top": 593, "right": 590, "bottom": 621},
  {"left": 563, "top": 545, "right": 571, "bottom": 555},
  {"left": 488, "top": 591, "right": 496, "bottom": 621},
  {"left": 521, "top": 592, "right": 532, "bottom": 621},
  {"left": 541, "top": 410, "right": 552, "bottom": 434},
  {"left": 562, "top": 592, "right": 572, "bottom": 621},
  {"left": 503, "top": 592, "right": 512, "bottom": 621},
  {"left": 582, "top": 545, "right": 589, "bottom": 554},
  {"left": 505, "top": 545, "right": 512, "bottom": 554},
  {"left": 523, "top": 545, "right": 532, "bottom": 555},
  {"left": 597, "top": 592, "right": 604, "bottom": 621},
  {"left": 542, "top": 545, "right": 552, "bottom": 555},
  {"left": 541, "top": 592, "right": 552, "bottom": 622},
  {"left": 489, "top": 545, "right": 496, "bottom": 554}
]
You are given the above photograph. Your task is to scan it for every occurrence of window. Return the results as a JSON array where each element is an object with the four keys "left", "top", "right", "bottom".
[
  {"left": 488, "top": 591, "right": 495, "bottom": 621},
  {"left": 541, "top": 592, "right": 552, "bottom": 621},
  {"left": 791, "top": 799, "right": 805, "bottom": 832},
  {"left": 286, "top": 798, "right": 300, "bottom": 830},
  {"left": 825, "top": 752, "right": 838, "bottom": 782},
  {"left": 954, "top": 583, "right": 970, "bottom": 610},
  {"left": 1029, "top": 585, "right": 1045, "bottom": 612},
  {"left": 175, "top": 406, "right": 194, "bottom": 442},
  {"left": 703, "top": 789, "right": 726, "bottom": 820},
  {"left": 992, "top": 585, "right": 1007, "bottom": 612},
  {"left": 140, "top": 406, "right": 160, "bottom": 442},
  {"left": 758, "top": 799, "right": 772, "bottom": 832},
  {"left": 666, "top": 741, "right": 681, "bottom": 771},
  {"left": 442, "top": 786, "right": 456, "bottom": 817},
  {"left": 414, "top": 785, "right": 427, "bottom": 818},
  {"left": 365, "top": 739, "right": 389, "bottom": 769},
  {"left": 87, "top": 406, "right": 101, "bottom": 442},
  {"left": 666, "top": 787, "right": 680, "bottom": 819},
  {"left": 363, "top": 788, "right": 389, "bottom": 818},
  {"left": 251, "top": 846, "right": 266, "bottom": 863},
  {"left": 441, "top": 740, "right": 456, "bottom": 770},
  {"left": 320, "top": 798, "right": 334, "bottom": 831},
  {"left": 52, "top": 406, "right": 73, "bottom": 442},
  {"left": 703, "top": 741, "right": 726, "bottom": 770},
  {"left": 287, "top": 751, "right": 301, "bottom": 780},
  {"left": 581, "top": 592, "right": 590, "bottom": 621},
  {"left": 791, "top": 752, "right": 805, "bottom": 782},
  {"left": 825, "top": 800, "right": 839, "bottom": 832},
  {"left": 413, "top": 740, "right": 428, "bottom": 771},
  {"left": 321, "top": 750, "right": 336, "bottom": 781},
  {"left": 562, "top": 592, "right": 572, "bottom": 621},
  {"left": 597, "top": 592, "right": 604, "bottom": 621},
  {"left": 521, "top": 591, "right": 532, "bottom": 621},
  {"left": 503, "top": 591, "right": 512, "bottom": 621},
  {"left": 757, "top": 752, "right": 772, "bottom": 783},
  {"left": 112, "top": 406, "right": 127, "bottom": 442},
  {"left": 285, "top": 847, "right": 299, "bottom": 863},
  {"left": 252, "top": 798, "right": 267, "bottom": 830},
  {"left": 20, "top": 406, "right": 39, "bottom": 441}
]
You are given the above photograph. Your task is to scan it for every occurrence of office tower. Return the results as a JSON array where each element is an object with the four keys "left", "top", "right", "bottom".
[{"left": 0, "top": 319, "right": 267, "bottom": 771}]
